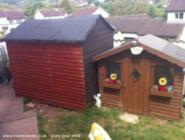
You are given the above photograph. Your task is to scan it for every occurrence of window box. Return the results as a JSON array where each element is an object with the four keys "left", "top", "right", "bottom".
[
  {"left": 150, "top": 88, "right": 173, "bottom": 98},
  {"left": 103, "top": 81, "right": 121, "bottom": 90}
]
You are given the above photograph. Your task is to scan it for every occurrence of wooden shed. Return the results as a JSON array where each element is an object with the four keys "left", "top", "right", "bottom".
[
  {"left": 93, "top": 34, "right": 185, "bottom": 120},
  {"left": 4, "top": 15, "right": 114, "bottom": 110}
]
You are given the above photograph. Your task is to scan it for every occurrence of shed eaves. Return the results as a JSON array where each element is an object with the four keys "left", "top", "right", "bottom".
[
  {"left": 5, "top": 15, "right": 113, "bottom": 43},
  {"left": 138, "top": 34, "right": 185, "bottom": 66}
]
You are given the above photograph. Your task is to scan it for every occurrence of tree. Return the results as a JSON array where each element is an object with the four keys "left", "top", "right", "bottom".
[
  {"left": 24, "top": 0, "right": 45, "bottom": 18},
  {"left": 101, "top": 0, "right": 149, "bottom": 16},
  {"left": 148, "top": 4, "right": 166, "bottom": 18},
  {"left": 60, "top": 0, "right": 73, "bottom": 14},
  {"left": 100, "top": 0, "right": 115, "bottom": 15}
]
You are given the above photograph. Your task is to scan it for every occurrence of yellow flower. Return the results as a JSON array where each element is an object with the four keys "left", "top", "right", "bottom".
[
  {"left": 110, "top": 73, "right": 117, "bottom": 80},
  {"left": 159, "top": 77, "right": 167, "bottom": 86}
]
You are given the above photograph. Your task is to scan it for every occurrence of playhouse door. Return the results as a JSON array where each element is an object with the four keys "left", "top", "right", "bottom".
[{"left": 122, "top": 57, "right": 151, "bottom": 115}]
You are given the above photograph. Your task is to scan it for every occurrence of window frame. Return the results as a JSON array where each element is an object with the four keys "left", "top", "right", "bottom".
[
  {"left": 175, "top": 12, "right": 184, "bottom": 19},
  {"left": 180, "top": 12, "right": 184, "bottom": 19},
  {"left": 152, "top": 64, "right": 175, "bottom": 93},
  {"left": 106, "top": 61, "right": 121, "bottom": 81}
]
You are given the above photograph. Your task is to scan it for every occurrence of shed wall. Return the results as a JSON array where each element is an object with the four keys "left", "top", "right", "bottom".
[
  {"left": 150, "top": 72, "right": 183, "bottom": 120},
  {"left": 98, "top": 64, "right": 123, "bottom": 108},
  {"left": 83, "top": 18, "right": 114, "bottom": 104},
  {"left": 7, "top": 42, "right": 87, "bottom": 110}
]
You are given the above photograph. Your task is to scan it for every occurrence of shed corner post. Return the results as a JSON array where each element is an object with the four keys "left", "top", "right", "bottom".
[
  {"left": 181, "top": 68, "right": 185, "bottom": 114},
  {"left": 182, "top": 68, "right": 185, "bottom": 96}
]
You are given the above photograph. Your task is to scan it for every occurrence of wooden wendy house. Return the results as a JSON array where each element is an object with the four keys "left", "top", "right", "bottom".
[
  {"left": 4, "top": 15, "right": 114, "bottom": 110},
  {"left": 93, "top": 34, "right": 185, "bottom": 120}
]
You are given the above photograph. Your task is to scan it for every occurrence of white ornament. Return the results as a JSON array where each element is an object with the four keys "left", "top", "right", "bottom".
[
  {"left": 130, "top": 46, "right": 143, "bottom": 55},
  {"left": 94, "top": 93, "right": 102, "bottom": 108}
]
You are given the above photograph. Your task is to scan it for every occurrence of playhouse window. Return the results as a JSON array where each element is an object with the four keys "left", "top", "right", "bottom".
[
  {"left": 106, "top": 62, "right": 121, "bottom": 80},
  {"left": 153, "top": 65, "right": 174, "bottom": 92}
]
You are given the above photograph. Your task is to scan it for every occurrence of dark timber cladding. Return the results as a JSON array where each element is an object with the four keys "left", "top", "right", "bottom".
[
  {"left": 5, "top": 15, "right": 114, "bottom": 110},
  {"left": 94, "top": 35, "right": 185, "bottom": 120}
]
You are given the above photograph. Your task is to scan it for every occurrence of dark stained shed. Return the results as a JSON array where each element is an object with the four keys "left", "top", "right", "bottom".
[
  {"left": 166, "top": 0, "right": 185, "bottom": 12},
  {"left": 5, "top": 15, "right": 114, "bottom": 110},
  {"left": 5, "top": 15, "right": 114, "bottom": 43},
  {"left": 93, "top": 34, "right": 185, "bottom": 68}
]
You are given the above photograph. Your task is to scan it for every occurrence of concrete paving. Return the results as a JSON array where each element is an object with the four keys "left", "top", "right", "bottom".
[
  {"left": 119, "top": 112, "right": 139, "bottom": 124},
  {"left": 0, "top": 85, "right": 39, "bottom": 140}
]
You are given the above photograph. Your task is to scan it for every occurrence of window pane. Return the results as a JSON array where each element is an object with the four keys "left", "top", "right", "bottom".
[
  {"left": 106, "top": 62, "right": 121, "bottom": 80},
  {"left": 131, "top": 69, "right": 141, "bottom": 80},
  {"left": 175, "top": 13, "right": 179, "bottom": 19},
  {"left": 180, "top": 13, "right": 184, "bottom": 19},
  {"left": 154, "top": 65, "right": 174, "bottom": 86}
]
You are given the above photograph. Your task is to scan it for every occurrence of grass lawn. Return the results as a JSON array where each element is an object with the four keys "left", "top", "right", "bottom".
[{"left": 37, "top": 106, "right": 185, "bottom": 140}]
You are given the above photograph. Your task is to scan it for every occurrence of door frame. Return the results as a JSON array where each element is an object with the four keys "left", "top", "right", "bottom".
[{"left": 121, "top": 56, "right": 151, "bottom": 115}]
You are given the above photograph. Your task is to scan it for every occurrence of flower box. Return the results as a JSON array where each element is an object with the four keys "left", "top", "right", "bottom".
[
  {"left": 103, "top": 81, "right": 121, "bottom": 90},
  {"left": 150, "top": 87, "right": 173, "bottom": 98}
]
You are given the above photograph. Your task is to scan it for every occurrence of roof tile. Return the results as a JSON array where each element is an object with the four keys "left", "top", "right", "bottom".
[{"left": 166, "top": 0, "right": 185, "bottom": 12}]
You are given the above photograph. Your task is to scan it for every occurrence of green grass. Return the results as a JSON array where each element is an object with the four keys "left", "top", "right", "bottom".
[{"left": 37, "top": 107, "right": 185, "bottom": 140}]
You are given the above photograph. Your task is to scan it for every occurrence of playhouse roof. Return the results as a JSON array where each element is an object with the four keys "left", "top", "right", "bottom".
[
  {"left": 5, "top": 15, "right": 114, "bottom": 43},
  {"left": 93, "top": 34, "right": 185, "bottom": 68}
]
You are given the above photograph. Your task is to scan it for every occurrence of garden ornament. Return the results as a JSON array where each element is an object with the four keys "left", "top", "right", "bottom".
[
  {"left": 94, "top": 93, "right": 102, "bottom": 108},
  {"left": 88, "top": 122, "right": 111, "bottom": 140}
]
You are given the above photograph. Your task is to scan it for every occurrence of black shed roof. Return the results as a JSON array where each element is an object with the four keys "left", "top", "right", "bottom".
[{"left": 5, "top": 15, "right": 114, "bottom": 43}]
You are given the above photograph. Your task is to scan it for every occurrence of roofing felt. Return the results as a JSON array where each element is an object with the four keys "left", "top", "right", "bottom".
[
  {"left": 107, "top": 15, "right": 185, "bottom": 38},
  {"left": 93, "top": 34, "right": 185, "bottom": 68},
  {"left": 166, "top": 0, "right": 185, "bottom": 12},
  {"left": 5, "top": 15, "right": 114, "bottom": 43},
  {"left": 40, "top": 9, "right": 66, "bottom": 17}
]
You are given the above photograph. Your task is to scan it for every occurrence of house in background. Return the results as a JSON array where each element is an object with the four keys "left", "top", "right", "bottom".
[
  {"left": 166, "top": 0, "right": 185, "bottom": 23},
  {"left": 0, "top": 10, "right": 25, "bottom": 35},
  {"left": 34, "top": 9, "right": 68, "bottom": 20},
  {"left": 72, "top": 6, "right": 110, "bottom": 18},
  {"left": 108, "top": 15, "right": 185, "bottom": 47}
]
